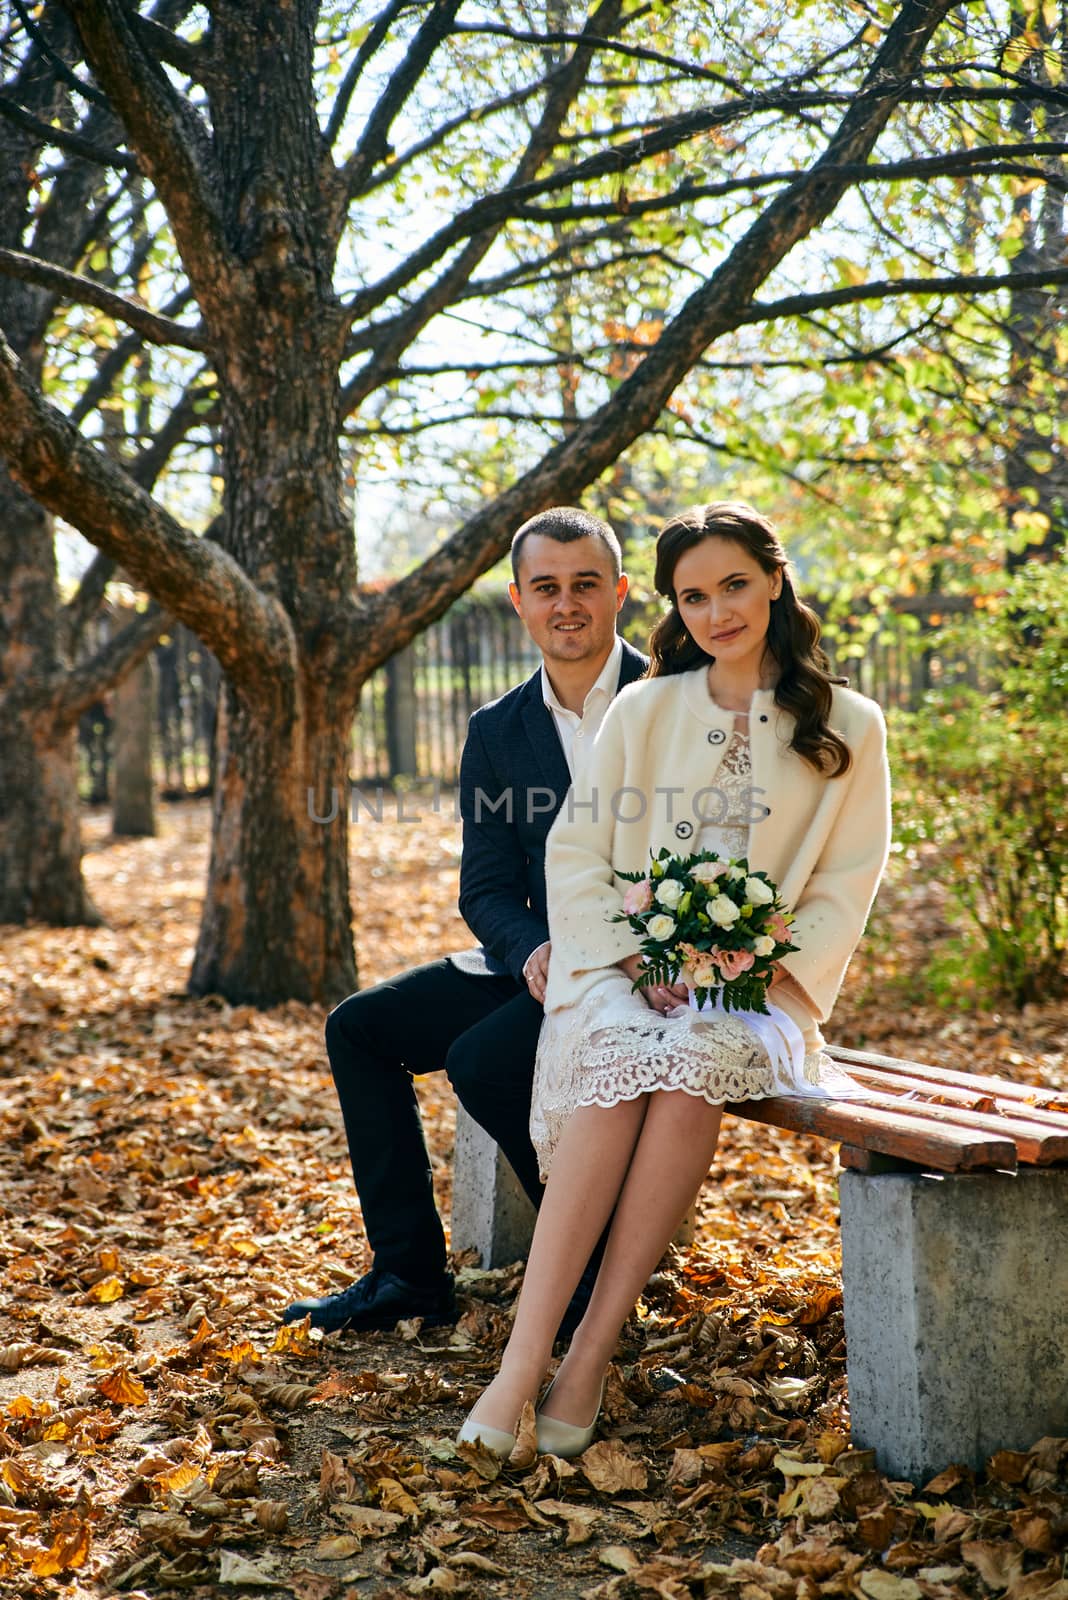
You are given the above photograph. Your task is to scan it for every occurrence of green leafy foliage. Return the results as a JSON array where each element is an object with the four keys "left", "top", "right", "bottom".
[{"left": 889, "top": 555, "right": 1068, "bottom": 1006}]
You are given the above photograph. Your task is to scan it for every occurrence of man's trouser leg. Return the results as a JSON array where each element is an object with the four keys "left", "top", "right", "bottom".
[
  {"left": 325, "top": 959, "right": 531, "bottom": 1283},
  {"left": 445, "top": 989, "right": 546, "bottom": 1208}
]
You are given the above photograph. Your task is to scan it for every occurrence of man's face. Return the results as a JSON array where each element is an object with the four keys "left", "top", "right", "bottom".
[{"left": 509, "top": 534, "right": 628, "bottom": 668}]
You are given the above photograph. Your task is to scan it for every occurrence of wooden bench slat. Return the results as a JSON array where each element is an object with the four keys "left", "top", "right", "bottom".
[
  {"left": 840, "top": 1070, "right": 1068, "bottom": 1165},
  {"left": 726, "top": 1095, "right": 1017, "bottom": 1171},
  {"left": 826, "top": 1046, "right": 1066, "bottom": 1111}
]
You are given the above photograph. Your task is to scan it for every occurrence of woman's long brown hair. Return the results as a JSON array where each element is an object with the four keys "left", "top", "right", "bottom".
[{"left": 648, "top": 502, "right": 853, "bottom": 778}]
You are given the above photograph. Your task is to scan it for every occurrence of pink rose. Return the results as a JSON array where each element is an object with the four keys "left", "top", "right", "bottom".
[
  {"left": 714, "top": 946, "right": 756, "bottom": 982},
  {"left": 768, "top": 912, "right": 791, "bottom": 944},
  {"left": 623, "top": 878, "right": 653, "bottom": 915}
]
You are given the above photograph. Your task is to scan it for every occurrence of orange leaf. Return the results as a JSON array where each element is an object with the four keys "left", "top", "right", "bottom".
[
  {"left": 97, "top": 1368, "right": 148, "bottom": 1406},
  {"left": 30, "top": 1514, "right": 92, "bottom": 1577}
]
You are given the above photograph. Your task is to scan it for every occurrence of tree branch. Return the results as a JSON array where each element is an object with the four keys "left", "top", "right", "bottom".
[
  {"left": 344, "top": 0, "right": 463, "bottom": 197},
  {"left": 69, "top": 0, "right": 238, "bottom": 329},
  {"left": 325, "top": 0, "right": 411, "bottom": 151},
  {"left": 52, "top": 602, "right": 170, "bottom": 729},
  {"left": 342, "top": 0, "right": 626, "bottom": 415},
  {"left": 450, "top": 22, "right": 743, "bottom": 89},
  {"left": 739, "top": 266, "right": 1068, "bottom": 328},
  {"left": 345, "top": 77, "right": 1018, "bottom": 326},
  {"left": 0, "top": 332, "right": 285, "bottom": 700},
  {"left": 0, "top": 246, "right": 208, "bottom": 348},
  {"left": 129, "top": 13, "right": 205, "bottom": 78},
  {"left": 354, "top": 78, "right": 548, "bottom": 199},
  {"left": 344, "top": 0, "right": 960, "bottom": 676},
  {"left": 69, "top": 287, "right": 197, "bottom": 427},
  {"left": 0, "top": 91, "right": 136, "bottom": 167},
  {"left": 9, "top": 0, "right": 112, "bottom": 109},
  {"left": 62, "top": 552, "right": 115, "bottom": 656}
]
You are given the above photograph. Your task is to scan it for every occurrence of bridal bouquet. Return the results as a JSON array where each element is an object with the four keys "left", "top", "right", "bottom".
[{"left": 611, "top": 847, "right": 799, "bottom": 1014}]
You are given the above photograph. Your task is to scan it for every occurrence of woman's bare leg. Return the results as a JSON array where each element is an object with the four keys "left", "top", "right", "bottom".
[
  {"left": 540, "top": 1090, "right": 724, "bottom": 1427},
  {"left": 464, "top": 1095, "right": 648, "bottom": 1434}
]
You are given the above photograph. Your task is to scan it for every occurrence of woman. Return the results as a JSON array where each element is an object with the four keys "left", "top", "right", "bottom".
[{"left": 459, "top": 501, "right": 891, "bottom": 1458}]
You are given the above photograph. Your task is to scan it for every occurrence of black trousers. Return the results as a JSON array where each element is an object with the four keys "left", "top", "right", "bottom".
[{"left": 325, "top": 959, "right": 545, "bottom": 1285}]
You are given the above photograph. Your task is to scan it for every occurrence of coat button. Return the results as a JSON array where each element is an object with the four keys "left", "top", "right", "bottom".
[
  {"left": 759, "top": 714, "right": 768, "bottom": 722},
  {"left": 707, "top": 728, "right": 726, "bottom": 745},
  {"left": 675, "top": 820, "right": 694, "bottom": 840}
]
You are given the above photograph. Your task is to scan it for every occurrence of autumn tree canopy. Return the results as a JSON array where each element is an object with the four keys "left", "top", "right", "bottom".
[{"left": 1, "top": 0, "right": 1066, "bottom": 1004}]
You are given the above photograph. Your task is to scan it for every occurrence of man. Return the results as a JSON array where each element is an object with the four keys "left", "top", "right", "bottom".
[{"left": 284, "top": 507, "right": 647, "bottom": 1333}]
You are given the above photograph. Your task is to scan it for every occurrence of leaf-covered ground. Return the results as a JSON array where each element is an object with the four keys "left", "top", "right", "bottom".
[{"left": 0, "top": 799, "right": 1065, "bottom": 1600}]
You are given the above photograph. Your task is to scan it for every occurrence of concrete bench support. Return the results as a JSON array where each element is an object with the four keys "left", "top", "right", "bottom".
[
  {"left": 840, "top": 1166, "right": 1068, "bottom": 1483},
  {"left": 451, "top": 1104, "right": 536, "bottom": 1268}
]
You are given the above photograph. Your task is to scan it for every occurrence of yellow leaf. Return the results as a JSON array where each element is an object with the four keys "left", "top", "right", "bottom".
[
  {"left": 88, "top": 1275, "right": 125, "bottom": 1304},
  {"left": 377, "top": 1477, "right": 419, "bottom": 1517},
  {"left": 156, "top": 1460, "right": 202, "bottom": 1494},
  {"left": 774, "top": 1452, "right": 826, "bottom": 1477}
]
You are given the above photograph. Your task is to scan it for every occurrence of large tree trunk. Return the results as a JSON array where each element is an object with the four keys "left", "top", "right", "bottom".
[
  {"left": 183, "top": 2, "right": 358, "bottom": 1004},
  {"left": 190, "top": 677, "right": 356, "bottom": 1003},
  {"left": 0, "top": 474, "right": 100, "bottom": 924}
]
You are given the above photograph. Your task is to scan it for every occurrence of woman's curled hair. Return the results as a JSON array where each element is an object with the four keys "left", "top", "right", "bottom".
[{"left": 648, "top": 502, "right": 853, "bottom": 778}]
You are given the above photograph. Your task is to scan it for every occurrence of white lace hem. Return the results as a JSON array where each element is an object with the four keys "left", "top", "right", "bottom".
[{"left": 530, "top": 972, "right": 855, "bottom": 1182}]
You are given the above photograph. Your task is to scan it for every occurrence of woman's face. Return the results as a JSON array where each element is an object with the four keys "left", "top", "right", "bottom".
[{"left": 671, "top": 537, "right": 781, "bottom": 662}]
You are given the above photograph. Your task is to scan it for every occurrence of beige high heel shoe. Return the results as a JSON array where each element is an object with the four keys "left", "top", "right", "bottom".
[
  {"left": 456, "top": 1414, "right": 516, "bottom": 1459},
  {"left": 535, "top": 1374, "right": 606, "bottom": 1458}
]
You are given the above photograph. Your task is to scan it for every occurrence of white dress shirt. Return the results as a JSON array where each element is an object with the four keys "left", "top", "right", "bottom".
[
  {"left": 540, "top": 635, "right": 623, "bottom": 780},
  {"left": 525, "top": 636, "right": 624, "bottom": 987}
]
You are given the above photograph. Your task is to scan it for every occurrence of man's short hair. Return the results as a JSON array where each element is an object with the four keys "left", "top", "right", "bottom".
[{"left": 510, "top": 506, "right": 622, "bottom": 583}]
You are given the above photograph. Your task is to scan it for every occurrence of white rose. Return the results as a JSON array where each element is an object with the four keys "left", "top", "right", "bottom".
[
  {"left": 645, "top": 913, "right": 676, "bottom": 942},
  {"left": 744, "top": 876, "right": 774, "bottom": 905},
  {"left": 753, "top": 934, "right": 775, "bottom": 957},
  {"left": 726, "top": 865, "right": 746, "bottom": 882},
  {"left": 692, "top": 962, "right": 718, "bottom": 987},
  {"left": 692, "top": 860, "right": 727, "bottom": 884},
  {"left": 655, "top": 878, "right": 683, "bottom": 908},
  {"left": 708, "top": 894, "right": 740, "bottom": 928}
]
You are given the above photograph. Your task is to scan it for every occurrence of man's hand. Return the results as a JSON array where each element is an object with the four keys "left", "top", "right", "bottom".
[
  {"left": 617, "top": 953, "right": 689, "bottom": 1015},
  {"left": 523, "top": 941, "right": 551, "bottom": 1004}
]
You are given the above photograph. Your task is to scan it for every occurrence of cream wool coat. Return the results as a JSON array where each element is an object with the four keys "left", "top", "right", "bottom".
[{"left": 542, "top": 668, "right": 892, "bottom": 1054}]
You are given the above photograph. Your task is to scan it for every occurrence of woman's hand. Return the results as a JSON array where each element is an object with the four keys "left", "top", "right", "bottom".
[{"left": 618, "top": 953, "right": 689, "bottom": 1015}]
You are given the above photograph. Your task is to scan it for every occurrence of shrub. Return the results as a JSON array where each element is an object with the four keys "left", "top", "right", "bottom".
[{"left": 888, "top": 555, "right": 1068, "bottom": 1008}]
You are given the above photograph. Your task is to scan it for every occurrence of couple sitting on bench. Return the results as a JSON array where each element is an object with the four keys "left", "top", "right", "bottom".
[{"left": 284, "top": 501, "right": 891, "bottom": 1462}]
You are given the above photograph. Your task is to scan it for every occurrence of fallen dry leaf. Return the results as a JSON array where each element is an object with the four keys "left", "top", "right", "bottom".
[
  {"left": 0, "top": 799, "right": 1064, "bottom": 1598},
  {"left": 29, "top": 1513, "right": 92, "bottom": 1578},
  {"left": 580, "top": 1439, "right": 648, "bottom": 1493}
]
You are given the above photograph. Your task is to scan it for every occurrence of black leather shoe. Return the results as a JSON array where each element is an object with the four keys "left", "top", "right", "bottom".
[{"left": 282, "top": 1268, "right": 457, "bottom": 1333}]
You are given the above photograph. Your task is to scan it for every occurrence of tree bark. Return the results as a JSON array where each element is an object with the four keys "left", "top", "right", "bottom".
[
  {"left": 0, "top": 13, "right": 99, "bottom": 924},
  {"left": 0, "top": 471, "right": 101, "bottom": 924},
  {"left": 184, "top": 1, "right": 358, "bottom": 1001},
  {"left": 111, "top": 604, "right": 157, "bottom": 837}
]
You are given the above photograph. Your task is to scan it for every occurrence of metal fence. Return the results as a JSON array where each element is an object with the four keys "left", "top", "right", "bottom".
[{"left": 76, "top": 590, "right": 986, "bottom": 801}]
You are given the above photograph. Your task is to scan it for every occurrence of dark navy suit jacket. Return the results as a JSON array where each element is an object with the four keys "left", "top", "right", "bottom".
[{"left": 454, "top": 639, "right": 648, "bottom": 984}]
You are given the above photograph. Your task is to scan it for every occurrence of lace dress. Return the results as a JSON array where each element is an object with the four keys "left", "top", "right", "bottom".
[{"left": 530, "top": 713, "right": 836, "bottom": 1181}]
